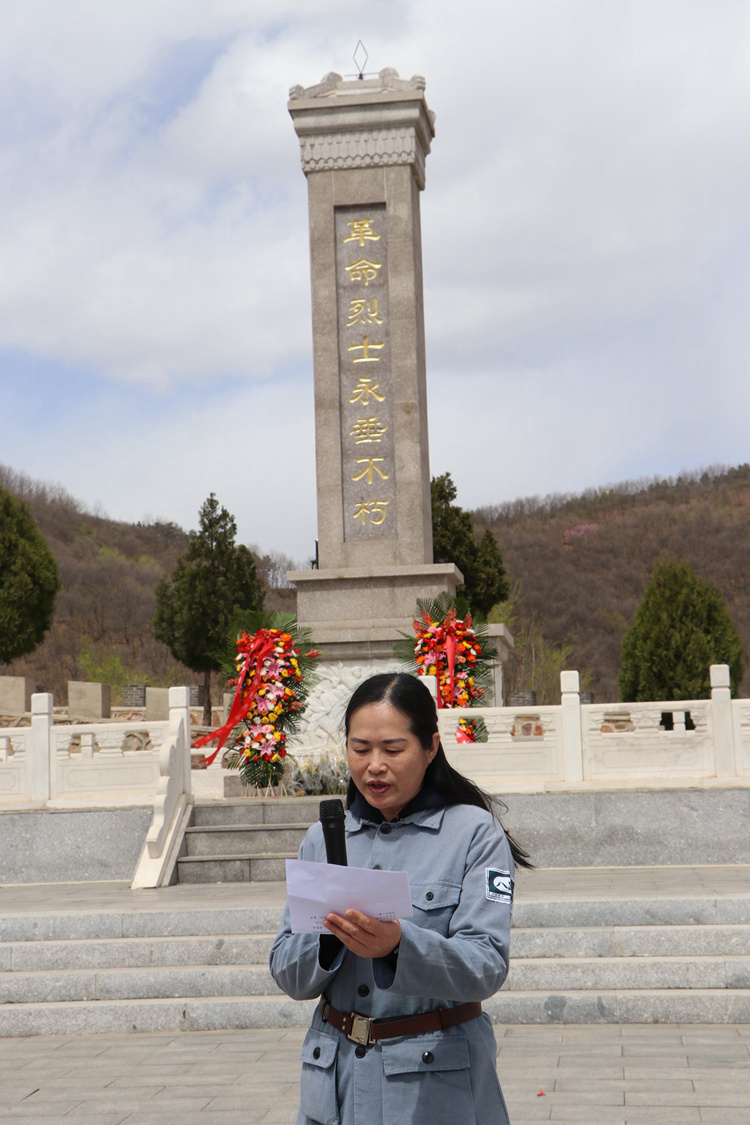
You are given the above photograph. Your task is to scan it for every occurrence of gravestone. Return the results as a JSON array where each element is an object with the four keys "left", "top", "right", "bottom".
[
  {"left": 0, "top": 675, "right": 34, "bottom": 717},
  {"left": 145, "top": 687, "right": 170, "bottom": 721},
  {"left": 123, "top": 684, "right": 147, "bottom": 707},
  {"left": 287, "top": 69, "right": 463, "bottom": 751},
  {"left": 188, "top": 685, "right": 206, "bottom": 707},
  {"left": 68, "top": 681, "right": 111, "bottom": 720}
]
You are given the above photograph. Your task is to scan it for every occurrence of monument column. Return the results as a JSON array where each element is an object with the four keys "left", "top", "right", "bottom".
[{"left": 287, "top": 69, "right": 461, "bottom": 748}]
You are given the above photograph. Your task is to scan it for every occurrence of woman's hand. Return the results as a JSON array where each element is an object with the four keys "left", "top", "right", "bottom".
[{"left": 323, "top": 909, "right": 401, "bottom": 959}]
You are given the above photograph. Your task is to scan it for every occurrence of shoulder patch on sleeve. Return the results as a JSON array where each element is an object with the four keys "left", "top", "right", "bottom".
[{"left": 485, "top": 868, "right": 514, "bottom": 905}]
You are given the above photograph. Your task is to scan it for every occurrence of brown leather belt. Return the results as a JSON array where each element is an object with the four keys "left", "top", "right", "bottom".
[{"left": 318, "top": 996, "right": 482, "bottom": 1048}]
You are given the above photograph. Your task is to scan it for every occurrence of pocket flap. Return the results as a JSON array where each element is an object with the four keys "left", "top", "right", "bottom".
[
  {"left": 382, "top": 1033, "right": 470, "bottom": 1076},
  {"left": 300, "top": 1033, "right": 338, "bottom": 1070},
  {"left": 411, "top": 881, "right": 461, "bottom": 911}
]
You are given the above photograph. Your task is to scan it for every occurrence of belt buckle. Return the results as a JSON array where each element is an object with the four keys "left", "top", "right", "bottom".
[{"left": 347, "top": 1012, "right": 373, "bottom": 1047}]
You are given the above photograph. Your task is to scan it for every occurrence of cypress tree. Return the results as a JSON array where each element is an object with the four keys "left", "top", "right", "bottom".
[
  {"left": 0, "top": 488, "right": 60, "bottom": 665},
  {"left": 619, "top": 558, "right": 743, "bottom": 701},
  {"left": 431, "top": 473, "right": 509, "bottom": 617},
  {"left": 153, "top": 494, "right": 264, "bottom": 723}
]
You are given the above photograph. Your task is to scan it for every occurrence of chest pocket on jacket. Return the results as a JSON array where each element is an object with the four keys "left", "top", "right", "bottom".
[
  {"left": 381, "top": 1033, "right": 475, "bottom": 1123},
  {"left": 411, "top": 881, "right": 461, "bottom": 933},
  {"left": 299, "top": 1029, "right": 339, "bottom": 1125}
]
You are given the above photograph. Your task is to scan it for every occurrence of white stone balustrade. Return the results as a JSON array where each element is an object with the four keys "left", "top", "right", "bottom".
[
  {"left": 0, "top": 727, "right": 31, "bottom": 802},
  {"left": 0, "top": 689, "right": 192, "bottom": 809},
  {"left": 440, "top": 704, "right": 564, "bottom": 786},
  {"left": 2, "top": 668, "right": 749, "bottom": 813},
  {"left": 440, "top": 665, "right": 748, "bottom": 792}
]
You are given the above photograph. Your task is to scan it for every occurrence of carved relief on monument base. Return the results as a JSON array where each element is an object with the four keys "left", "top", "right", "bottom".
[{"left": 288, "top": 656, "right": 403, "bottom": 757}]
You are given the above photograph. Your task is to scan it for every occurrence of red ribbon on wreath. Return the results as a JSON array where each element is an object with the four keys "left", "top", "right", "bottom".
[
  {"left": 192, "top": 633, "right": 276, "bottom": 766},
  {"left": 422, "top": 610, "right": 456, "bottom": 708},
  {"left": 443, "top": 610, "right": 458, "bottom": 707}
]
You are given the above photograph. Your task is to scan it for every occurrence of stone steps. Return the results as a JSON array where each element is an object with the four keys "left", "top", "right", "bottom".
[
  {"left": 1, "top": 886, "right": 748, "bottom": 1035},
  {"left": 176, "top": 853, "right": 293, "bottom": 882},
  {"left": 176, "top": 798, "right": 315, "bottom": 883},
  {"left": 515, "top": 896, "right": 749, "bottom": 927},
  {"left": 0, "top": 964, "right": 275, "bottom": 1004},
  {"left": 506, "top": 954, "right": 750, "bottom": 991},
  {"left": 511, "top": 922, "right": 750, "bottom": 957},
  {"left": 183, "top": 824, "right": 310, "bottom": 856},
  {"left": 0, "top": 906, "right": 283, "bottom": 942},
  {"left": 4, "top": 922, "right": 746, "bottom": 974},
  {"left": 486, "top": 988, "right": 750, "bottom": 1024},
  {"left": 192, "top": 796, "right": 324, "bottom": 825},
  {"left": 0, "top": 934, "right": 272, "bottom": 970},
  {"left": 4, "top": 954, "right": 748, "bottom": 1006},
  {"left": 0, "top": 995, "right": 316, "bottom": 1038},
  {"left": 3, "top": 988, "right": 750, "bottom": 1039}
]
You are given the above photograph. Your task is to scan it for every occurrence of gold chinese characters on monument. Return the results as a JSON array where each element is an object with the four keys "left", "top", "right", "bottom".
[{"left": 336, "top": 205, "right": 396, "bottom": 541}]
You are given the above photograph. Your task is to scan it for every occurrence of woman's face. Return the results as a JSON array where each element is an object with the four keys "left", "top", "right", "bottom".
[{"left": 347, "top": 701, "right": 439, "bottom": 821}]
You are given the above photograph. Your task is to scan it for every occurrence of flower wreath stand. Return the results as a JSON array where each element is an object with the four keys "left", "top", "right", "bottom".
[
  {"left": 397, "top": 593, "right": 495, "bottom": 743},
  {"left": 193, "top": 614, "right": 319, "bottom": 796}
]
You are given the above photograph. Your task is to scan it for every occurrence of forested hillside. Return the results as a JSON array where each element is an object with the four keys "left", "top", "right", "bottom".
[
  {"left": 477, "top": 465, "right": 750, "bottom": 701},
  {"left": 0, "top": 465, "right": 294, "bottom": 702},
  {"left": 2, "top": 462, "right": 749, "bottom": 706}
]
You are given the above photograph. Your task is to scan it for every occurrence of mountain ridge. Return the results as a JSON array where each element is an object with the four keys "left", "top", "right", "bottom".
[{"left": 2, "top": 462, "right": 748, "bottom": 705}]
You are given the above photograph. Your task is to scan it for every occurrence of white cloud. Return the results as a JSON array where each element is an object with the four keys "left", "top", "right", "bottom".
[{"left": 1, "top": 0, "right": 749, "bottom": 559}]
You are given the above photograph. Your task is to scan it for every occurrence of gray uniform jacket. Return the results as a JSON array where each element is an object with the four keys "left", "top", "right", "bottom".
[{"left": 269, "top": 800, "right": 514, "bottom": 1124}]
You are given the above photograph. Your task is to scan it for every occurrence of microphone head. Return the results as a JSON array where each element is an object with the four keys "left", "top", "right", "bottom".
[{"left": 319, "top": 798, "right": 345, "bottom": 823}]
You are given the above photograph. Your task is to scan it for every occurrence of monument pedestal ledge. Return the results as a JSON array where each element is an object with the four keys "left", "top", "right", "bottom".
[{"left": 290, "top": 562, "right": 462, "bottom": 658}]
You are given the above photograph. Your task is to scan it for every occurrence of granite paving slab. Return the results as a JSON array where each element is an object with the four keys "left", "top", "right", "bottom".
[{"left": 0, "top": 1024, "right": 746, "bottom": 1123}]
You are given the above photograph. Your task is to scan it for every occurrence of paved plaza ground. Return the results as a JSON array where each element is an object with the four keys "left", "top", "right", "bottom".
[{"left": 0, "top": 1023, "right": 748, "bottom": 1123}]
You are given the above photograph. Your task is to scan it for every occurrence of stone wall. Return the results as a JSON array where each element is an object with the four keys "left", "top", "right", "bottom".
[
  {"left": 0, "top": 807, "right": 153, "bottom": 883},
  {"left": 500, "top": 788, "right": 750, "bottom": 867}
]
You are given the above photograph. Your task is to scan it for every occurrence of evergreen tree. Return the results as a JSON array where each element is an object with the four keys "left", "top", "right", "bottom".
[
  {"left": 431, "top": 473, "right": 509, "bottom": 617},
  {"left": 0, "top": 488, "right": 60, "bottom": 665},
  {"left": 619, "top": 558, "right": 743, "bottom": 701},
  {"left": 153, "top": 494, "right": 264, "bottom": 723}
]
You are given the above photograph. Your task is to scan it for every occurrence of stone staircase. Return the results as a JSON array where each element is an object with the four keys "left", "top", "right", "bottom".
[
  {"left": 176, "top": 797, "right": 318, "bottom": 883},
  {"left": 503, "top": 895, "right": 750, "bottom": 1023},
  {"left": 1, "top": 869, "right": 748, "bottom": 1036}
]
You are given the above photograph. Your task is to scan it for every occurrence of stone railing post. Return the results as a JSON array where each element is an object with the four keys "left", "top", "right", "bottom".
[
  {"left": 30, "top": 692, "right": 53, "bottom": 804},
  {"left": 169, "top": 685, "right": 192, "bottom": 799},
  {"left": 421, "top": 675, "right": 438, "bottom": 704},
  {"left": 560, "top": 671, "right": 583, "bottom": 783},
  {"left": 710, "top": 664, "right": 737, "bottom": 779}
]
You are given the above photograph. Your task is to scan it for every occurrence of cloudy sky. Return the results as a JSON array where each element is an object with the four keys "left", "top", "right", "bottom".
[{"left": 1, "top": 0, "right": 748, "bottom": 562}]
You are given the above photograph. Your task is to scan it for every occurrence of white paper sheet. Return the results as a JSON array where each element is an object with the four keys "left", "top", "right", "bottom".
[{"left": 285, "top": 859, "right": 413, "bottom": 934}]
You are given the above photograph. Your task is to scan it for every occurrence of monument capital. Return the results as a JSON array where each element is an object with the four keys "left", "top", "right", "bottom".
[{"left": 288, "top": 68, "right": 435, "bottom": 189}]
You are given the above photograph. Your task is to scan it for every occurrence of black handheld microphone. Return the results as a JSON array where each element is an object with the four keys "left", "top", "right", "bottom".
[{"left": 319, "top": 798, "right": 348, "bottom": 866}]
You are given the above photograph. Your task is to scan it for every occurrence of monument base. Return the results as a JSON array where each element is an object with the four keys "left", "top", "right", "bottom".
[
  {"left": 287, "top": 561, "right": 459, "bottom": 754},
  {"left": 287, "top": 562, "right": 512, "bottom": 755}
]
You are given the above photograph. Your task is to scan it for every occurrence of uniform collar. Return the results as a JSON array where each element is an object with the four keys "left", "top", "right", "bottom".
[{"left": 347, "top": 785, "right": 446, "bottom": 833}]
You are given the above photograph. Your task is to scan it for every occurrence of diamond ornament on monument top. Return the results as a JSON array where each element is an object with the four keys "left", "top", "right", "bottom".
[{"left": 353, "top": 39, "right": 368, "bottom": 79}]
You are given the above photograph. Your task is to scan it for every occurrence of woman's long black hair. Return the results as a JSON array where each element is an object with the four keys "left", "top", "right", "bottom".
[{"left": 344, "top": 672, "right": 533, "bottom": 869}]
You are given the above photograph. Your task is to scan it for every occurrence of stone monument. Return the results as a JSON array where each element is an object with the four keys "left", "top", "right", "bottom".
[{"left": 286, "top": 69, "right": 505, "bottom": 751}]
